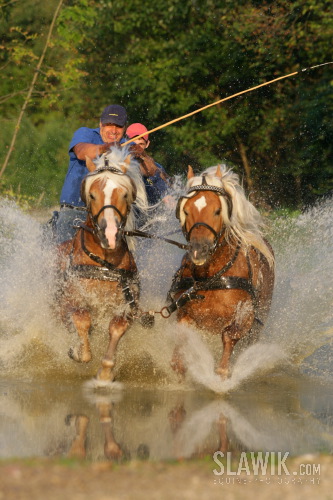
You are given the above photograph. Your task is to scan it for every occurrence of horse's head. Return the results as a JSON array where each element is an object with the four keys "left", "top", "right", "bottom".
[
  {"left": 176, "top": 165, "right": 232, "bottom": 265},
  {"left": 81, "top": 151, "right": 137, "bottom": 250}
]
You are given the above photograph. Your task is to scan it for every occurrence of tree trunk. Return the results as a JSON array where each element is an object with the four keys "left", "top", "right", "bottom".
[
  {"left": 236, "top": 136, "right": 255, "bottom": 197},
  {"left": 0, "top": 0, "right": 64, "bottom": 179}
]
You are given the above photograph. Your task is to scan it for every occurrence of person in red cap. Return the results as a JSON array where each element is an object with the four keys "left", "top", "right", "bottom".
[{"left": 126, "top": 123, "right": 171, "bottom": 206}]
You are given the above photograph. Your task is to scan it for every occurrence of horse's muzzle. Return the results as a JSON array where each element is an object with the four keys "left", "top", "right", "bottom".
[
  {"left": 188, "top": 238, "right": 213, "bottom": 266},
  {"left": 98, "top": 217, "right": 121, "bottom": 250}
]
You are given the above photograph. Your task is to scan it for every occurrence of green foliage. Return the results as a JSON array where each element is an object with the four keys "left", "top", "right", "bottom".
[
  {"left": 0, "top": 0, "right": 332, "bottom": 208},
  {"left": 0, "top": 114, "right": 75, "bottom": 206}
]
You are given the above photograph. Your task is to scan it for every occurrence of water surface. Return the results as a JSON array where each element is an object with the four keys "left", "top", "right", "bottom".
[{"left": 0, "top": 197, "right": 332, "bottom": 461}]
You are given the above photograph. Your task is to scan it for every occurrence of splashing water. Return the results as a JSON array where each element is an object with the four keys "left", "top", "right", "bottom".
[
  {"left": 0, "top": 195, "right": 332, "bottom": 391},
  {"left": 264, "top": 198, "right": 333, "bottom": 376}
]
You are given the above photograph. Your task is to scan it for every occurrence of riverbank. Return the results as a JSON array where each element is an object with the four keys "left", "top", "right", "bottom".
[{"left": 0, "top": 454, "right": 331, "bottom": 500}]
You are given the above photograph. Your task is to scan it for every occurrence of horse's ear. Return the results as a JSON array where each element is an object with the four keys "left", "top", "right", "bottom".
[
  {"left": 187, "top": 165, "right": 194, "bottom": 179},
  {"left": 216, "top": 164, "right": 222, "bottom": 179},
  {"left": 85, "top": 156, "right": 96, "bottom": 171}
]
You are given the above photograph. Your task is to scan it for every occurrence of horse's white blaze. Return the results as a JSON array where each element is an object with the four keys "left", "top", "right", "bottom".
[
  {"left": 194, "top": 195, "right": 207, "bottom": 212},
  {"left": 103, "top": 178, "right": 119, "bottom": 249}
]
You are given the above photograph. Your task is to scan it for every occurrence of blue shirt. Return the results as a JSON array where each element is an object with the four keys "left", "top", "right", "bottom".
[
  {"left": 60, "top": 127, "right": 169, "bottom": 207},
  {"left": 143, "top": 162, "right": 169, "bottom": 205},
  {"left": 60, "top": 127, "right": 103, "bottom": 207}
]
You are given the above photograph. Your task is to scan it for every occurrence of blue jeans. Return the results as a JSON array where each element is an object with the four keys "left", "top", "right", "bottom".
[{"left": 52, "top": 207, "right": 87, "bottom": 244}]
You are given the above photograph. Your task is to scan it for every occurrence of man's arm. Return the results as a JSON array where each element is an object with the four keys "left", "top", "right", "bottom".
[{"left": 73, "top": 142, "right": 114, "bottom": 171}]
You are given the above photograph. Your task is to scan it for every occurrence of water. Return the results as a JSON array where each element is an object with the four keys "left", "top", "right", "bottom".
[{"left": 0, "top": 196, "right": 332, "bottom": 461}]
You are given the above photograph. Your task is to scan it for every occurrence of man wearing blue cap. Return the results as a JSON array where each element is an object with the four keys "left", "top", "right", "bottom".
[{"left": 53, "top": 104, "right": 127, "bottom": 243}]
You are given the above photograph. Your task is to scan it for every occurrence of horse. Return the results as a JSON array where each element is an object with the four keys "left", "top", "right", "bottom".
[
  {"left": 57, "top": 146, "right": 149, "bottom": 383},
  {"left": 167, "top": 164, "right": 275, "bottom": 379}
]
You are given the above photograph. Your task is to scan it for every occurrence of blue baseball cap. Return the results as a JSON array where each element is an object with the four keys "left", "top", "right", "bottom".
[{"left": 100, "top": 105, "right": 127, "bottom": 127}]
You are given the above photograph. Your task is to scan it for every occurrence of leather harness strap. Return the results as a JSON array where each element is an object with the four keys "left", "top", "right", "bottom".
[
  {"left": 166, "top": 244, "right": 262, "bottom": 324},
  {"left": 63, "top": 228, "right": 140, "bottom": 313}
]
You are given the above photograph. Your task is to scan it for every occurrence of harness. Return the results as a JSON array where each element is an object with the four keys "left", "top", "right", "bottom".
[
  {"left": 63, "top": 164, "right": 140, "bottom": 315},
  {"left": 166, "top": 245, "right": 259, "bottom": 319},
  {"left": 63, "top": 228, "right": 140, "bottom": 315},
  {"left": 166, "top": 176, "right": 262, "bottom": 324}
]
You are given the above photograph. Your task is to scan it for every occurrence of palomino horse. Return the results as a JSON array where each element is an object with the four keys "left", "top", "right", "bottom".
[
  {"left": 57, "top": 146, "right": 148, "bottom": 382},
  {"left": 167, "top": 165, "right": 275, "bottom": 379}
]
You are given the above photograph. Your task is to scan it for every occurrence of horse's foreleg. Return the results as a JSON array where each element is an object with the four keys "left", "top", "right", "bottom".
[
  {"left": 216, "top": 327, "right": 238, "bottom": 379},
  {"left": 170, "top": 315, "right": 191, "bottom": 380},
  {"left": 69, "top": 309, "right": 92, "bottom": 363},
  {"left": 97, "top": 402, "right": 123, "bottom": 460},
  {"left": 217, "top": 414, "right": 229, "bottom": 453},
  {"left": 217, "top": 303, "right": 255, "bottom": 379},
  {"left": 170, "top": 345, "right": 187, "bottom": 379},
  {"left": 67, "top": 415, "right": 89, "bottom": 459},
  {"left": 96, "top": 316, "right": 129, "bottom": 382}
]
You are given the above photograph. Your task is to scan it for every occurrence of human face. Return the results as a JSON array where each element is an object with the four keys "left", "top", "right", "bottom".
[
  {"left": 100, "top": 122, "right": 125, "bottom": 143},
  {"left": 131, "top": 137, "right": 150, "bottom": 149}
]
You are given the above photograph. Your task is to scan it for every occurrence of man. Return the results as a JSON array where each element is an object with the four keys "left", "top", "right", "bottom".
[
  {"left": 126, "top": 122, "right": 171, "bottom": 205},
  {"left": 53, "top": 104, "right": 127, "bottom": 243}
]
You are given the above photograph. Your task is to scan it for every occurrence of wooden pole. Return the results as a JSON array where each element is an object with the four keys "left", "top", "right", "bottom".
[{"left": 121, "top": 62, "right": 332, "bottom": 146}]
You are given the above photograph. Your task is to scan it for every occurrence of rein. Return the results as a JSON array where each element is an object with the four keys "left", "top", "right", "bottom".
[
  {"left": 73, "top": 220, "right": 189, "bottom": 251},
  {"left": 122, "top": 228, "right": 189, "bottom": 250}
]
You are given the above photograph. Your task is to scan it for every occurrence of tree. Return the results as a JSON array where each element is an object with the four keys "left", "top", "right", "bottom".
[{"left": 0, "top": 0, "right": 332, "bottom": 208}]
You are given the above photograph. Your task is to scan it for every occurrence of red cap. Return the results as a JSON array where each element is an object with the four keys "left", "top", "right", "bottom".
[{"left": 126, "top": 123, "right": 149, "bottom": 142}]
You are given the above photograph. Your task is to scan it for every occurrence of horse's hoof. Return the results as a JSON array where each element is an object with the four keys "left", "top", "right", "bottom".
[
  {"left": 170, "top": 358, "right": 186, "bottom": 378},
  {"left": 68, "top": 345, "right": 91, "bottom": 363},
  {"left": 104, "top": 442, "right": 123, "bottom": 461},
  {"left": 216, "top": 367, "right": 229, "bottom": 380}
]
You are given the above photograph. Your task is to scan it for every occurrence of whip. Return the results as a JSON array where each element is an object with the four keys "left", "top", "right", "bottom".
[{"left": 122, "top": 61, "right": 332, "bottom": 146}]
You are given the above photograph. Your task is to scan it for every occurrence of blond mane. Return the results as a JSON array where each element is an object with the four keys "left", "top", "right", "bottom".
[
  {"left": 185, "top": 164, "right": 274, "bottom": 267},
  {"left": 85, "top": 145, "right": 149, "bottom": 250}
]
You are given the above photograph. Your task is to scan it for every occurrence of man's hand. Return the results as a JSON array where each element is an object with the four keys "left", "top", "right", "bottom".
[
  {"left": 129, "top": 144, "right": 145, "bottom": 157},
  {"left": 129, "top": 145, "right": 157, "bottom": 175},
  {"left": 99, "top": 142, "right": 115, "bottom": 155}
]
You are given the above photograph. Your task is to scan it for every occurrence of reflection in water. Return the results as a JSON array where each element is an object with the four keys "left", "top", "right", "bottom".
[
  {"left": 0, "top": 376, "right": 332, "bottom": 461},
  {"left": 0, "top": 196, "right": 333, "bottom": 460}
]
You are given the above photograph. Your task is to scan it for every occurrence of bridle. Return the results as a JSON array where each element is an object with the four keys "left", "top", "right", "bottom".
[
  {"left": 67, "top": 163, "right": 140, "bottom": 315},
  {"left": 87, "top": 203, "right": 128, "bottom": 245},
  {"left": 78, "top": 163, "right": 136, "bottom": 244},
  {"left": 176, "top": 174, "right": 233, "bottom": 254}
]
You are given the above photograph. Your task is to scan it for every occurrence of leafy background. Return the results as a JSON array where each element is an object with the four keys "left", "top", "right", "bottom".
[{"left": 0, "top": 0, "right": 332, "bottom": 208}]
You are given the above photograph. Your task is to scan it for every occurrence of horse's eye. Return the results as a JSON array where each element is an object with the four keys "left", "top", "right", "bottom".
[
  {"left": 124, "top": 192, "right": 128, "bottom": 198},
  {"left": 214, "top": 208, "right": 221, "bottom": 216},
  {"left": 184, "top": 209, "right": 189, "bottom": 216},
  {"left": 89, "top": 193, "right": 95, "bottom": 200}
]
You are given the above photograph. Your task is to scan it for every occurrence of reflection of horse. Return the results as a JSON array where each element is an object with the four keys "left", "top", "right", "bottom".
[
  {"left": 57, "top": 146, "right": 148, "bottom": 382},
  {"left": 66, "top": 402, "right": 124, "bottom": 461},
  {"left": 168, "top": 165, "right": 275, "bottom": 379}
]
